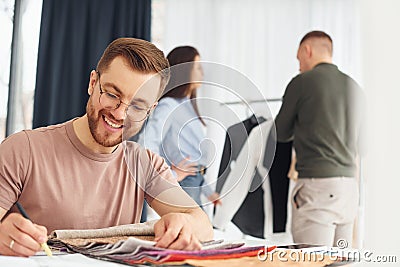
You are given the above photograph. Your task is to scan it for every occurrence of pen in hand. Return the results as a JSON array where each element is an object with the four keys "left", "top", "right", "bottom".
[{"left": 16, "top": 202, "right": 53, "bottom": 257}]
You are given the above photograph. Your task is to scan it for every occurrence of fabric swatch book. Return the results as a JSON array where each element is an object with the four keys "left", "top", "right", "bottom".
[
  {"left": 47, "top": 221, "right": 343, "bottom": 266},
  {"left": 47, "top": 220, "right": 271, "bottom": 265}
]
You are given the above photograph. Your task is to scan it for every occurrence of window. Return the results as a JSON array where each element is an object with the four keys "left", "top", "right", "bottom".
[
  {"left": 0, "top": 0, "right": 42, "bottom": 141},
  {"left": 0, "top": 0, "right": 15, "bottom": 141}
]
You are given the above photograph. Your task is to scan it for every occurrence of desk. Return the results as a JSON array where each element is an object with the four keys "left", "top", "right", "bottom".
[
  {"left": 0, "top": 238, "right": 357, "bottom": 267},
  {"left": 1, "top": 252, "right": 357, "bottom": 267},
  {"left": 0, "top": 254, "right": 357, "bottom": 267},
  {"left": 0, "top": 254, "right": 128, "bottom": 267},
  {"left": 0, "top": 237, "right": 268, "bottom": 267}
]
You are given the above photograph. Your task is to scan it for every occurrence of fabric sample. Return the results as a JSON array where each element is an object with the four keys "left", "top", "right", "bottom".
[{"left": 51, "top": 220, "right": 157, "bottom": 239}]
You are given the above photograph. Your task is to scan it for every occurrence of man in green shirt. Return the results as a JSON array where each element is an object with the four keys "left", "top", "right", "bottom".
[{"left": 275, "top": 31, "right": 364, "bottom": 247}]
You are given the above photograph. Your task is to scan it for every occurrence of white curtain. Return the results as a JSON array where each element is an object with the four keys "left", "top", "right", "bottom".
[{"left": 156, "top": 0, "right": 361, "bottom": 102}]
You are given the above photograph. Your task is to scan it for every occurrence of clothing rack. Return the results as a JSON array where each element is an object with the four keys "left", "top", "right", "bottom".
[{"left": 220, "top": 98, "right": 282, "bottom": 105}]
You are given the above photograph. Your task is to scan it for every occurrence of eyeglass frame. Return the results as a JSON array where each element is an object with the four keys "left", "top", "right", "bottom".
[{"left": 95, "top": 70, "right": 153, "bottom": 122}]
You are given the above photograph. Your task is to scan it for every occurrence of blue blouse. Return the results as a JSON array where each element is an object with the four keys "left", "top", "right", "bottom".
[
  {"left": 139, "top": 96, "right": 208, "bottom": 164},
  {"left": 138, "top": 96, "right": 213, "bottom": 196}
]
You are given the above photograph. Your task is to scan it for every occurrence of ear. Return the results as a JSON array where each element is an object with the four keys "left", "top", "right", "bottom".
[
  {"left": 305, "top": 44, "right": 312, "bottom": 58},
  {"left": 88, "top": 70, "right": 97, "bottom": 95}
]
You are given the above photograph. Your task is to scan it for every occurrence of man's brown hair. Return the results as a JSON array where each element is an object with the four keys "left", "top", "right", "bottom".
[
  {"left": 300, "top": 31, "right": 333, "bottom": 55},
  {"left": 96, "top": 38, "right": 170, "bottom": 96}
]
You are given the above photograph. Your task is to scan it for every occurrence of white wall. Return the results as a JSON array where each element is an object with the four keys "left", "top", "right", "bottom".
[
  {"left": 360, "top": 0, "right": 400, "bottom": 264},
  {"left": 154, "top": 2, "right": 400, "bottom": 257},
  {"left": 154, "top": 0, "right": 364, "bottom": 223},
  {"left": 155, "top": 0, "right": 362, "bottom": 101}
]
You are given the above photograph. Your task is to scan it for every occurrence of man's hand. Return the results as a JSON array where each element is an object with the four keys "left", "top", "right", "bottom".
[
  {"left": 288, "top": 151, "right": 298, "bottom": 180},
  {"left": 0, "top": 213, "right": 48, "bottom": 257},
  {"left": 154, "top": 213, "right": 202, "bottom": 250},
  {"left": 207, "top": 192, "right": 222, "bottom": 206},
  {"left": 171, "top": 158, "right": 198, "bottom": 182}
]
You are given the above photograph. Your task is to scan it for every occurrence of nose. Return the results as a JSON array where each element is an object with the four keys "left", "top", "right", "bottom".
[{"left": 110, "top": 104, "right": 128, "bottom": 121}]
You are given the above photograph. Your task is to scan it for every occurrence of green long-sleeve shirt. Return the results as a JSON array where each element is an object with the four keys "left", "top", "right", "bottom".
[{"left": 275, "top": 63, "right": 364, "bottom": 178}]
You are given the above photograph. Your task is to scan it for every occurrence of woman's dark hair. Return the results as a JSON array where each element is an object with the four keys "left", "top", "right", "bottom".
[{"left": 162, "top": 46, "right": 205, "bottom": 125}]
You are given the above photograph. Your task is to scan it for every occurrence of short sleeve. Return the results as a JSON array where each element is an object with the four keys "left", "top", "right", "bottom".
[
  {"left": 0, "top": 131, "right": 31, "bottom": 210},
  {"left": 137, "top": 148, "right": 180, "bottom": 205}
]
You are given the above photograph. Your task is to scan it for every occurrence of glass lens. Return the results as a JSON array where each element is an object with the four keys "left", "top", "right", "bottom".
[
  {"left": 126, "top": 106, "right": 147, "bottom": 122},
  {"left": 100, "top": 92, "right": 119, "bottom": 109},
  {"left": 100, "top": 91, "right": 149, "bottom": 121}
]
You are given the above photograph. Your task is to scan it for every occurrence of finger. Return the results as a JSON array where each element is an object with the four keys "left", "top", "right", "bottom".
[
  {"left": 33, "top": 224, "right": 48, "bottom": 239},
  {"left": 175, "top": 165, "right": 197, "bottom": 174},
  {"left": 155, "top": 225, "right": 181, "bottom": 248},
  {"left": 187, "top": 237, "right": 202, "bottom": 251},
  {"left": 181, "top": 169, "right": 197, "bottom": 176},
  {"left": 184, "top": 165, "right": 198, "bottom": 172},
  {"left": 3, "top": 238, "right": 38, "bottom": 257},
  {"left": 0, "top": 227, "right": 37, "bottom": 257},
  {"left": 180, "top": 162, "right": 198, "bottom": 172},
  {"left": 0, "top": 230, "right": 18, "bottom": 256},
  {"left": 178, "top": 157, "right": 196, "bottom": 167},
  {"left": 10, "top": 215, "right": 46, "bottom": 251},
  {"left": 0, "top": 241, "right": 19, "bottom": 257},
  {"left": 177, "top": 157, "right": 190, "bottom": 165},
  {"left": 175, "top": 163, "right": 194, "bottom": 171},
  {"left": 153, "top": 220, "right": 166, "bottom": 242},
  {"left": 163, "top": 224, "right": 202, "bottom": 251},
  {"left": 182, "top": 161, "right": 198, "bottom": 167},
  {"left": 178, "top": 163, "right": 198, "bottom": 171},
  {"left": 167, "top": 226, "right": 195, "bottom": 250},
  {"left": 168, "top": 227, "right": 190, "bottom": 250}
]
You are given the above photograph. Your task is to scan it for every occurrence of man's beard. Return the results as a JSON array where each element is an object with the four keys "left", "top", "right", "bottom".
[
  {"left": 86, "top": 97, "right": 143, "bottom": 147},
  {"left": 87, "top": 98, "right": 122, "bottom": 147}
]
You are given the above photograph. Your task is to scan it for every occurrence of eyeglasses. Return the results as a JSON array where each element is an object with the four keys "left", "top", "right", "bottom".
[{"left": 96, "top": 71, "right": 152, "bottom": 122}]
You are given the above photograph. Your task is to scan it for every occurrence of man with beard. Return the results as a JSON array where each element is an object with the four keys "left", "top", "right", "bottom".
[{"left": 0, "top": 38, "right": 213, "bottom": 257}]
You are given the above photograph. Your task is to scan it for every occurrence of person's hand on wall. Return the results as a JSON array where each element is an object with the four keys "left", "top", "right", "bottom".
[{"left": 171, "top": 158, "right": 198, "bottom": 182}]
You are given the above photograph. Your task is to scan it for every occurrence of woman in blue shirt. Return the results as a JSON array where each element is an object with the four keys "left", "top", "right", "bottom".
[{"left": 138, "top": 46, "right": 220, "bottom": 207}]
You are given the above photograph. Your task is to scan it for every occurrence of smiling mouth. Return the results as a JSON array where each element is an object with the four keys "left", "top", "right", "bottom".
[{"left": 103, "top": 115, "right": 123, "bottom": 129}]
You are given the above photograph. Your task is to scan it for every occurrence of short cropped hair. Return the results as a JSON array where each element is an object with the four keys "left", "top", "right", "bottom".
[
  {"left": 300, "top": 31, "right": 332, "bottom": 45},
  {"left": 300, "top": 31, "right": 333, "bottom": 55},
  {"left": 96, "top": 38, "right": 170, "bottom": 96}
]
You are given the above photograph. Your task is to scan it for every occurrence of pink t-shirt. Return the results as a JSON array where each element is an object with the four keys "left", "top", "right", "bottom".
[{"left": 0, "top": 119, "right": 179, "bottom": 233}]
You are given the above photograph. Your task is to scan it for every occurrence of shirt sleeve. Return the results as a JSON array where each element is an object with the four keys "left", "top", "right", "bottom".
[
  {"left": 140, "top": 149, "right": 180, "bottom": 205},
  {"left": 138, "top": 101, "right": 173, "bottom": 155},
  {"left": 0, "top": 131, "right": 31, "bottom": 210},
  {"left": 275, "top": 76, "right": 301, "bottom": 142},
  {"left": 201, "top": 183, "right": 214, "bottom": 197}
]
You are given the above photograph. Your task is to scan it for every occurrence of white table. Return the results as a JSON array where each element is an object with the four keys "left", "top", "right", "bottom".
[
  {"left": 0, "top": 253, "right": 129, "bottom": 267},
  {"left": 0, "top": 234, "right": 300, "bottom": 267}
]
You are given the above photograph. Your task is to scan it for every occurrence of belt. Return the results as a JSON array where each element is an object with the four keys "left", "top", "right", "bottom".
[{"left": 198, "top": 165, "right": 207, "bottom": 175}]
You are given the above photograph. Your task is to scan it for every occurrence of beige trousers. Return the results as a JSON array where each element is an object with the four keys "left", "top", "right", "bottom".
[{"left": 291, "top": 177, "right": 359, "bottom": 247}]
